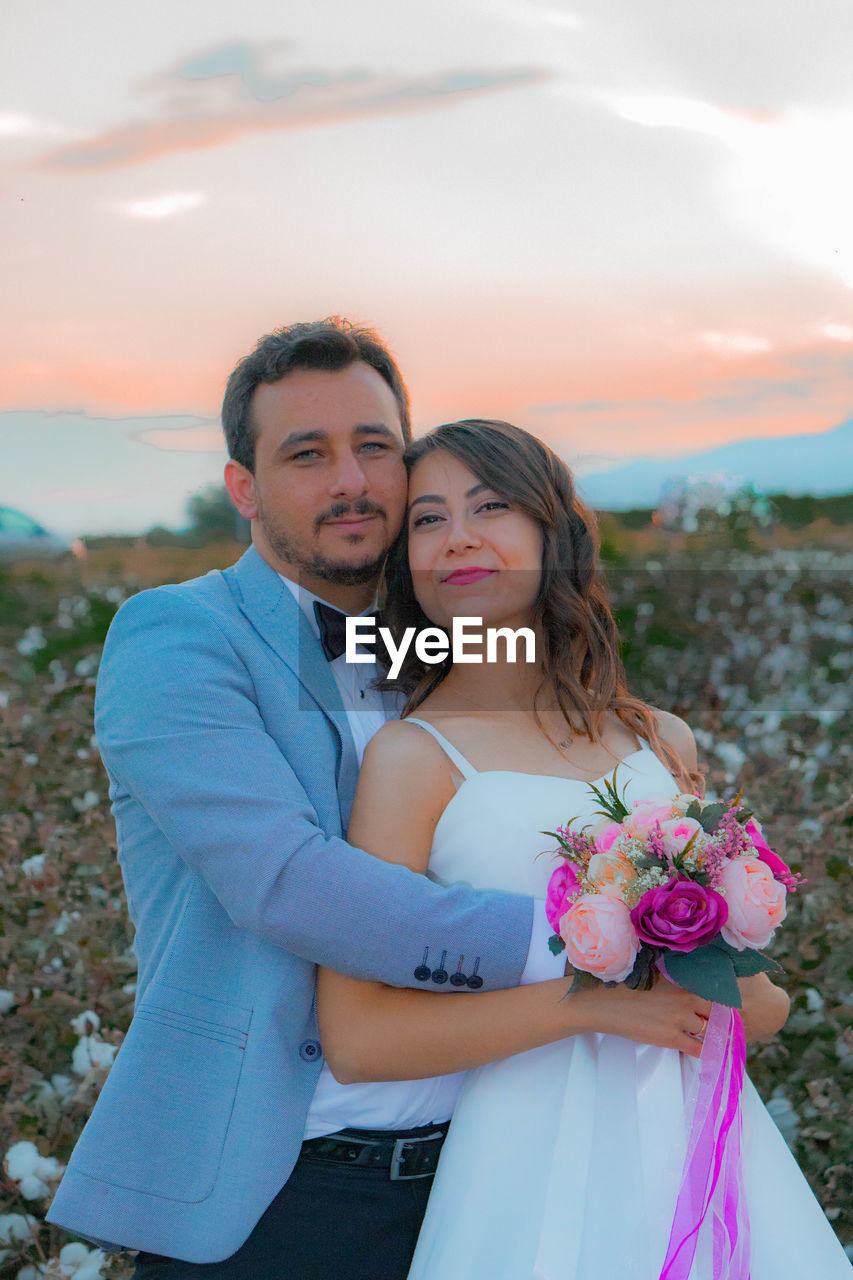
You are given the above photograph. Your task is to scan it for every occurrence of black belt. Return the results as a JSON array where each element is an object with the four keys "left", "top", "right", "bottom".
[{"left": 300, "top": 1122, "right": 450, "bottom": 1181}]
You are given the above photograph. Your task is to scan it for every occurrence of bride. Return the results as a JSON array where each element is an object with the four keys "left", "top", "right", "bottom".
[{"left": 316, "top": 419, "right": 851, "bottom": 1278}]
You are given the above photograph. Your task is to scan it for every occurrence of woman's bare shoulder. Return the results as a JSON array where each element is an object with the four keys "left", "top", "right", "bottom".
[
  {"left": 648, "top": 707, "right": 698, "bottom": 773},
  {"left": 359, "top": 718, "right": 458, "bottom": 787}
]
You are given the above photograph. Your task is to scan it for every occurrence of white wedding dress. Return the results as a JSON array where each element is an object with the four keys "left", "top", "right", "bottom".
[{"left": 405, "top": 720, "right": 852, "bottom": 1280}]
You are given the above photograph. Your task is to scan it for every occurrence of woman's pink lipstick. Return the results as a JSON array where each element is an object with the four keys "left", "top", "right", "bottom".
[{"left": 442, "top": 567, "right": 496, "bottom": 585}]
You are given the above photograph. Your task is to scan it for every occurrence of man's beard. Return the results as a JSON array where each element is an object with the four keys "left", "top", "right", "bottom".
[{"left": 256, "top": 496, "right": 388, "bottom": 586}]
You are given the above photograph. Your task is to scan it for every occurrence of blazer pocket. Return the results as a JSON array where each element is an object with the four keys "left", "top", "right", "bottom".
[{"left": 75, "top": 983, "right": 253, "bottom": 1204}]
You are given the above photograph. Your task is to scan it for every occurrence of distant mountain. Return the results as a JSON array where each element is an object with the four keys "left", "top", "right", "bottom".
[{"left": 577, "top": 418, "right": 853, "bottom": 510}]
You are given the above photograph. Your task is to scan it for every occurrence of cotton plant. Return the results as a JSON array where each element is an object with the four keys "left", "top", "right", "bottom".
[
  {"left": 3, "top": 1143, "right": 65, "bottom": 1201},
  {"left": 16, "top": 1249, "right": 106, "bottom": 1280}
]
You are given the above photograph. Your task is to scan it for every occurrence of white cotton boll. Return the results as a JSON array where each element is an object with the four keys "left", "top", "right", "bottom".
[
  {"left": 76, "top": 1258, "right": 106, "bottom": 1280},
  {"left": 805, "top": 988, "right": 825, "bottom": 1013},
  {"left": 53, "top": 912, "right": 71, "bottom": 936},
  {"left": 59, "top": 1244, "right": 92, "bottom": 1269},
  {"left": 71, "top": 791, "right": 100, "bottom": 813},
  {"left": 0, "top": 990, "right": 16, "bottom": 1014},
  {"left": 58, "top": 1243, "right": 106, "bottom": 1277},
  {"left": 4, "top": 1142, "right": 41, "bottom": 1181},
  {"left": 0, "top": 1213, "right": 37, "bottom": 1244},
  {"left": 28, "top": 1074, "right": 74, "bottom": 1122},
  {"left": 4, "top": 1142, "right": 65, "bottom": 1200},
  {"left": 20, "top": 855, "right": 46, "bottom": 879},
  {"left": 17, "top": 1266, "right": 46, "bottom": 1279},
  {"left": 70, "top": 1010, "right": 100, "bottom": 1036},
  {"left": 51, "top": 1075, "right": 74, "bottom": 1103},
  {"left": 62, "top": 1244, "right": 104, "bottom": 1274},
  {"left": 71, "top": 1035, "right": 116, "bottom": 1076},
  {"left": 18, "top": 1174, "right": 51, "bottom": 1200}
]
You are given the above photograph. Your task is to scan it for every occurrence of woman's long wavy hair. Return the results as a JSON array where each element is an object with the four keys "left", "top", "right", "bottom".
[{"left": 379, "top": 419, "right": 702, "bottom": 794}]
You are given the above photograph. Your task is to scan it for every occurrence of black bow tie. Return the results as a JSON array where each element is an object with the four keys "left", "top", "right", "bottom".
[{"left": 314, "top": 601, "right": 379, "bottom": 663}]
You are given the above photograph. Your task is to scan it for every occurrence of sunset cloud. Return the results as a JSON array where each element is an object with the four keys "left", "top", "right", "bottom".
[
  {"left": 38, "top": 42, "right": 549, "bottom": 171},
  {"left": 0, "top": 111, "right": 78, "bottom": 140},
  {"left": 820, "top": 323, "right": 853, "bottom": 343},
  {"left": 601, "top": 92, "right": 853, "bottom": 289},
  {"left": 700, "top": 332, "right": 771, "bottom": 356},
  {"left": 134, "top": 421, "right": 223, "bottom": 451},
  {"left": 116, "top": 191, "right": 207, "bottom": 219}
]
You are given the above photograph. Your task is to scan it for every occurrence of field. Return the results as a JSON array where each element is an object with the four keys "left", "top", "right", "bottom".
[{"left": 1, "top": 541, "right": 851, "bottom": 1276}]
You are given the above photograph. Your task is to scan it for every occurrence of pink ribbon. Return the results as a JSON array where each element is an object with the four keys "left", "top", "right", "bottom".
[{"left": 659, "top": 1001, "right": 750, "bottom": 1280}]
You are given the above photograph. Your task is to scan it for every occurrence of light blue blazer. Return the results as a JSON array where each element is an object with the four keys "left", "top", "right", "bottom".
[{"left": 47, "top": 546, "right": 533, "bottom": 1263}]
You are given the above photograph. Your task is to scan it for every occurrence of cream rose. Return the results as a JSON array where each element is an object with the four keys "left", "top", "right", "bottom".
[
  {"left": 560, "top": 894, "right": 640, "bottom": 983},
  {"left": 719, "top": 856, "right": 787, "bottom": 950}
]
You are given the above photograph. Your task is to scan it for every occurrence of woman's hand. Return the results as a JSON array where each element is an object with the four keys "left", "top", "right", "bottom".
[{"left": 575, "top": 977, "right": 712, "bottom": 1059}]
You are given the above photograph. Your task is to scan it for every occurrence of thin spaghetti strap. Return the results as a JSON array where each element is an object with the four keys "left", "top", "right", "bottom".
[{"left": 404, "top": 718, "right": 479, "bottom": 780}]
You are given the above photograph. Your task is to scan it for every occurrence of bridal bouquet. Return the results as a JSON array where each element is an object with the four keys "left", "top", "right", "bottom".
[
  {"left": 544, "top": 778, "right": 804, "bottom": 1005},
  {"left": 544, "top": 777, "right": 805, "bottom": 1279}
]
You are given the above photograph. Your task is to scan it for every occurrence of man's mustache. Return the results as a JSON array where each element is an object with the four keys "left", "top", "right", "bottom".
[{"left": 315, "top": 500, "right": 387, "bottom": 531}]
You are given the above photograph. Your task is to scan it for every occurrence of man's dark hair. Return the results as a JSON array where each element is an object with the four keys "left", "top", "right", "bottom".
[{"left": 221, "top": 317, "right": 412, "bottom": 471}]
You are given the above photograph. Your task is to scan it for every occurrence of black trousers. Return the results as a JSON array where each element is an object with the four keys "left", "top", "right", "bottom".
[{"left": 132, "top": 1146, "right": 434, "bottom": 1280}]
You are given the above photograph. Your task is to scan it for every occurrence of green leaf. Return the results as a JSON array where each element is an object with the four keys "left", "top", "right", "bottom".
[
  {"left": 735, "top": 807, "right": 754, "bottom": 822},
  {"left": 624, "top": 945, "right": 659, "bottom": 990},
  {"left": 587, "top": 764, "right": 631, "bottom": 821},
  {"left": 732, "top": 950, "right": 784, "bottom": 977},
  {"left": 698, "top": 802, "right": 727, "bottom": 833},
  {"left": 548, "top": 934, "right": 566, "bottom": 956},
  {"left": 709, "top": 936, "right": 784, "bottom": 977},
  {"left": 663, "top": 945, "right": 742, "bottom": 1007},
  {"left": 569, "top": 968, "right": 602, "bottom": 994},
  {"left": 686, "top": 800, "right": 703, "bottom": 820}
]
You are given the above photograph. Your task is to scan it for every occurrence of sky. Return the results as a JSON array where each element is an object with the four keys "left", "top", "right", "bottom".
[{"left": 2, "top": 0, "right": 853, "bottom": 534}]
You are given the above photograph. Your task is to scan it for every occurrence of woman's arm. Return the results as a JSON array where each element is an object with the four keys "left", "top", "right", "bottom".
[
  {"left": 317, "top": 721, "right": 712, "bottom": 1082},
  {"left": 739, "top": 973, "right": 790, "bottom": 1042},
  {"left": 653, "top": 714, "right": 791, "bottom": 1044}
]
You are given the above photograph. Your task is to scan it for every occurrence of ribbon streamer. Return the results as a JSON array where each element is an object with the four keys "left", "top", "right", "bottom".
[{"left": 659, "top": 1001, "right": 750, "bottom": 1280}]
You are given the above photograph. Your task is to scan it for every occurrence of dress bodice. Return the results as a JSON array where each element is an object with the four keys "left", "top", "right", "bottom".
[{"left": 406, "top": 719, "right": 681, "bottom": 895}]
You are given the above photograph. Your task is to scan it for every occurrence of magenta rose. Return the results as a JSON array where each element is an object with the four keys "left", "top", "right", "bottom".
[
  {"left": 545, "top": 861, "right": 581, "bottom": 933},
  {"left": 744, "top": 818, "right": 793, "bottom": 884},
  {"left": 630, "top": 877, "right": 728, "bottom": 952}
]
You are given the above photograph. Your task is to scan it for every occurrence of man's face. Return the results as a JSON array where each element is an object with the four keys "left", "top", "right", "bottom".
[{"left": 227, "top": 362, "right": 408, "bottom": 598}]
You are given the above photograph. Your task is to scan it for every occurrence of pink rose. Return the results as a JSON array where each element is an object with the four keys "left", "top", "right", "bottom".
[
  {"left": 719, "top": 856, "right": 787, "bottom": 950},
  {"left": 545, "top": 862, "right": 581, "bottom": 933},
  {"left": 587, "top": 850, "right": 634, "bottom": 899},
  {"left": 625, "top": 800, "right": 677, "bottom": 839},
  {"left": 744, "top": 818, "right": 794, "bottom": 885},
  {"left": 560, "top": 894, "right": 639, "bottom": 983},
  {"left": 631, "top": 877, "right": 728, "bottom": 952},
  {"left": 659, "top": 816, "right": 703, "bottom": 857},
  {"left": 593, "top": 821, "right": 624, "bottom": 855}
]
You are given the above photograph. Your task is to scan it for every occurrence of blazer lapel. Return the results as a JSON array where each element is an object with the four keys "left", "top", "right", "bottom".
[{"left": 226, "top": 548, "right": 359, "bottom": 801}]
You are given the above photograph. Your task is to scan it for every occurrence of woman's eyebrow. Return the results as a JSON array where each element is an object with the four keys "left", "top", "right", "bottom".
[{"left": 409, "top": 483, "right": 489, "bottom": 509}]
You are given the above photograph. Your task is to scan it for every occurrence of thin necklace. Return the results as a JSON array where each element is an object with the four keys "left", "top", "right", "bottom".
[{"left": 443, "top": 687, "right": 577, "bottom": 753}]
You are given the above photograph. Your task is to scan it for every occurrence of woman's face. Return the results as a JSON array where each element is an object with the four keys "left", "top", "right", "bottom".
[{"left": 406, "top": 449, "right": 543, "bottom": 631}]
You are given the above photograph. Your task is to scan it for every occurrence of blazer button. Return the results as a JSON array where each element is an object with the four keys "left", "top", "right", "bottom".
[
  {"left": 431, "top": 969, "right": 448, "bottom": 984},
  {"left": 466, "top": 975, "right": 484, "bottom": 989},
  {"left": 449, "top": 973, "right": 467, "bottom": 987},
  {"left": 299, "top": 1039, "right": 322, "bottom": 1062},
  {"left": 414, "top": 965, "right": 431, "bottom": 981}
]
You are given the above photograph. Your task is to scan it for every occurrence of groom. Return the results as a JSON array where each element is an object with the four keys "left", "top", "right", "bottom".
[{"left": 47, "top": 318, "right": 558, "bottom": 1277}]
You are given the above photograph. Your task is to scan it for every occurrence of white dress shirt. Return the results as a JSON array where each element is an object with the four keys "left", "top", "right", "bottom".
[{"left": 279, "top": 575, "right": 563, "bottom": 1138}]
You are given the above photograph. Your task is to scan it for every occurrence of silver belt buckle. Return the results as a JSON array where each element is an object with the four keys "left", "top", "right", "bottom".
[{"left": 389, "top": 1133, "right": 441, "bottom": 1181}]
